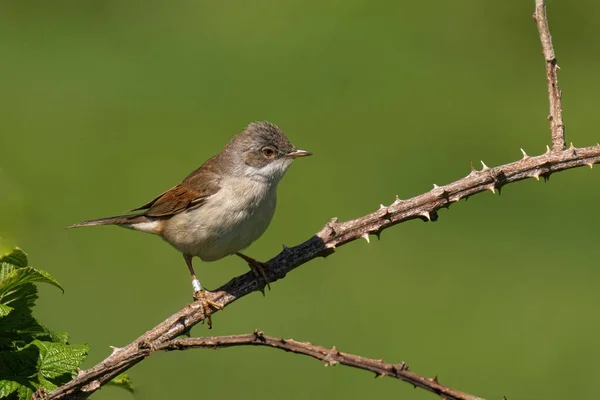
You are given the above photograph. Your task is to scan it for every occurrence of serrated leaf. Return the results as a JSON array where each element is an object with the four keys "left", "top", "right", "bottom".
[
  {"left": 0, "top": 267, "right": 63, "bottom": 298},
  {"left": 0, "top": 278, "right": 38, "bottom": 316},
  {"left": 17, "top": 384, "right": 34, "bottom": 400},
  {"left": 32, "top": 340, "right": 89, "bottom": 379},
  {"left": 0, "top": 262, "right": 16, "bottom": 282},
  {"left": 0, "top": 302, "right": 13, "bottom": 317},
  {"left": 0, "top": 380, "right": 21, "bottom": 398},
  {"left": 0, "top": 345, "right": 39, "bottom": 396},
  {"left": 38, "top": 377, "right": 58, "bottom": 392},
  {"left": 45, "top": 329, "right": 69, "bottom": 345},
  {"left": 0, "top": 248, "right": 28, "bottom": 269},
  {"left": 19, "top": 322, "right": 70, "bottom": 346},
  {"left": 107, "top": 373, "right": 134, "bottom": 393},
  {"left": 0, "top": 283, "right": 40, "bottom": 349},
  {"left": 0, "top": 246, "right": 87, "bottom": 399}
]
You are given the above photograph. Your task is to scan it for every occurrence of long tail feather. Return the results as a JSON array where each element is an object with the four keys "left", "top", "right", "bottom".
[{"left": 67, "top": 214, "right": 151, "bottom": 229}]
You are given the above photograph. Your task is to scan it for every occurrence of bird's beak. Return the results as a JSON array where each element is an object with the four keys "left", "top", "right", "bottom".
[{"left": 287, "top": 148, "right": 312, "bottom": 158}]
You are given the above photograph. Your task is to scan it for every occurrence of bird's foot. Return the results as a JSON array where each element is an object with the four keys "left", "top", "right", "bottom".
[
  {"left": 236, "top": 252, "right": 271, "bottom": 292},
  {"left": 193, "top": 290, "right": 222, "bottom": 329}
]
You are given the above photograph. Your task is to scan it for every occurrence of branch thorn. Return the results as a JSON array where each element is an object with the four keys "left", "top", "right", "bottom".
[
  {"left": 109, "top": 346, "right": 123, "bottom": 356},
  {"left": 361, "top": 233, "right": 370, "bottom": 244},
  {"left": 373, "top": 230, "right": 382, "bottom": 240},
  {"left": 326, "top": 218, "right": 339, "bottom": 235},
  {"left": 543, "top": 173, "right": 551, "bottom": 182},
  {"left": 391, "top": 362, "right": 407, "bottom": 374},
  {"left": 252, "top": 329, "right": 266, "bottom": 342},
  {"left": 480, "top": 160, "right": 490, "bottom": 170},
  {"left": 569, "top": 143, "right": 577, "bottom": 155},
  {"left": 323, "top": 347, "right": 340, "bottom": 367},
  {"left": 520, "top": 148, "right": 529, "bottom": 159}
]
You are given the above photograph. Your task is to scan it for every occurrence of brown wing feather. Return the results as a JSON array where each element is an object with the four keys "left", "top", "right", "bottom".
[
  {"left": 130, "top": 160, "right": 222, "bottom": 217},
  {"left": 139, "top": 185, "right": 199, "bottom": 217},
  {"left": 129, "top": 191, "right": 169, "bottom": 212}
]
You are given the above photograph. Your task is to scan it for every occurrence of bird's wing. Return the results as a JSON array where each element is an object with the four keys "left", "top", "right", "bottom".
[{"left": 131, "top": 169, "right": 221, "bottom": 217}]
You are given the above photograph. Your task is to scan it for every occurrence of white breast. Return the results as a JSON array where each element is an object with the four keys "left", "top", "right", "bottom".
[{"left": 161, "top": 176, "right": 277, "bottom": 261}]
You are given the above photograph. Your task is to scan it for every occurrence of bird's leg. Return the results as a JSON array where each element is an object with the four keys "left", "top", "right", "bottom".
[
  {"left": 184, "top": 255, "right": 222, "bottom": 328},
  {"left": 235, "top": 252, "right": 271, "bottom": 291}
]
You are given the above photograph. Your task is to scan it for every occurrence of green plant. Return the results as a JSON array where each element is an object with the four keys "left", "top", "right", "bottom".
[{"left": 0, "top": 248, "right": 89, "bottom": 399}]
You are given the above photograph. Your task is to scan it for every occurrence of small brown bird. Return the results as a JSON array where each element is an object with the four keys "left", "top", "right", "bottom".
[{"left": 69, "top": 122, "right": 311, "bottom": 324}]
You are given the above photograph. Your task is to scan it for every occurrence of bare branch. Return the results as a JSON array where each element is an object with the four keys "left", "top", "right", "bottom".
[
  {"left": 154, "top": 330, "right": 485, "bottom": 400},
  {"left": 49, "top": 143, "right": 600, "bottom": 400},
  {"left": 534, "top": 0, "right": 566, "bottom": 151}
]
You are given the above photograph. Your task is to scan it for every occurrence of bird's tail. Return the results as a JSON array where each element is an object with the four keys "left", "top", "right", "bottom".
[{"left": 67, "top": 214, "right": 161, "bottom": 233}]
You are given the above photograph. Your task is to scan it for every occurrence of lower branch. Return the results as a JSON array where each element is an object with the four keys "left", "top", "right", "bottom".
[{"left": 157, "top": 330, "right": 485, "bottom": 400}]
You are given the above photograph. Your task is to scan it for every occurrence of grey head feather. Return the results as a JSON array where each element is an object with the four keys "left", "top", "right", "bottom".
[
  {"left": 219, "top": 121, "right": 298, "bottom": 183},
  {"left": 223, "top": 121, "right": 294, "bottom": 158}
]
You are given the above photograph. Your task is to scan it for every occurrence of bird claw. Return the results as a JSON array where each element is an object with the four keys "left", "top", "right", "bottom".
[
  {"left": 236, "top": 253, "right": 271, "bottom": 292},
  {"left": 250, "top": 261, "right": 271, "bottom": 293},
  {"left": 192, "top": 290, "right": 222, "bottom": 329}
]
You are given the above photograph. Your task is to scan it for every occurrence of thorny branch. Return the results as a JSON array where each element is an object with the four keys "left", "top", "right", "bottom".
[
  {"left": 48, "top": 1, "right": 588, "bottom": 399},
  {"left": 534, "top": 0, "right": 566, "bottom": 151},
  {"left": 48, "top": 149, "right": 600, "bottom": 400},
  {"left": 154, "top": 330, "right": 484, "bottom": 400}
]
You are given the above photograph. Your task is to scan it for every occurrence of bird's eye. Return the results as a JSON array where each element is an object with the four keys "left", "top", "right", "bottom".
[{"left": 262, "top": 147, "right": 275, "bottom": 158}]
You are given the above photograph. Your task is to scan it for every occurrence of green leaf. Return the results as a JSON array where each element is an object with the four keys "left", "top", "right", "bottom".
[
  {"left": 45, "top": 329, "right": 69, "bottom": 345},
  {"left": 0, "top": 267, "right": 63, "bottom": 298},
  {"left": 32, "top": 340, "right": 89, "bottom": 379},
  {"left": 0, "top": 344, "right": 39, "bottom": 399},
  {"left": 0, "top": 248, "right": 28, "bottom": 269},
  {"left": 0, "top": 283, "right": 40, "bottom": 349},
  {"left": 38, "top": 377, "right": 58, "bottom": 392},
  {"left": 0, "top": 380, "right": 21, "bottom": 398},
  {"left": 0, "top": 246, "right": 86, "bottom": 400},
  {"left": 2, "top": 280, "right": 38, "bottom": 311},
  {"left": 17, "top": 384, "right": 34, "bottom": 400},
  {"left": 107, "top": 373, "right": 135, "bottom": 393},
  {"left": 0, "top": 302, "right": 13, "bottom": 317},
  {"left": 0, "top": 262, "right": 16, "bottom": 282},
  {"left": 0, "top": 338, "right": 40, "bottom": 374}
]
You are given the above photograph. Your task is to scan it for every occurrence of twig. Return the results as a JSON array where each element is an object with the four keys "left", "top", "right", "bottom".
[
  {"left": 534, "top": 0, "right": 566, "bottom": 151},
  {"left": 154, "top": 330, "right": 485, "bottom": 400},
  {"left": 49, "top": 143, "right": 600, "bottom": 400}
]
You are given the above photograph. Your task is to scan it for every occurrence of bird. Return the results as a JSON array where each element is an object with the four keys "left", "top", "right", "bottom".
[{"left": 68, "top": 121, "right": 311, "bottom": 325}]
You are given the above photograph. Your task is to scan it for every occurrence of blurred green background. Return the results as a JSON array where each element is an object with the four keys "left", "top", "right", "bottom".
[{"left": 2, "top": 0, "right": 600, "bottom": 399}]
